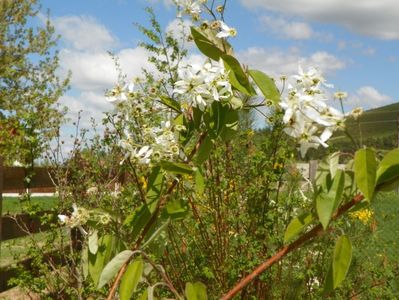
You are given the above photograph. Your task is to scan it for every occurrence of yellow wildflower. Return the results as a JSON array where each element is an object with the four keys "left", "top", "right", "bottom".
[{"left": 349, "top": 208, "right": 373, "bottom": 224}]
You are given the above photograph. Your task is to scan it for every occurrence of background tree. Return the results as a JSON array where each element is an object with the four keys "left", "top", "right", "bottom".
[{"left": 0, "top": 0, "right": 68, "bottom": 174}]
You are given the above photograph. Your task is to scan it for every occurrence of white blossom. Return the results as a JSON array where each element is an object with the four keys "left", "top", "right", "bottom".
[
  {"left": 173, "top": 59, "right": 233, "bottom": 110},
  {"left": 215, "top": 21, "right": 237, "bottom": 38},
  {"left": 280, "top": 66, "right": 345, "bottom": 157},
  {"left": 106, "top": 82, "right": 134, "bottom": 104},
  {"left": 175, "top": 0, "right": 204, "bottom": 17},
  {"left": 58, "top": 204, "right": 89, "bottom": 235},
  {"left": 350, "top": 107, "right": 363, "bottom": 120}
]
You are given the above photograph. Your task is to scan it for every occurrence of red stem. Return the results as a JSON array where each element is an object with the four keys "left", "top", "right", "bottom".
[{"left": 221, "top": 194, "right": 364, "bottom": 300}]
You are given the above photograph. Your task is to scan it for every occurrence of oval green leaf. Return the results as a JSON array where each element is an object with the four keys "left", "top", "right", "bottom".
[
  {"left": 159, "top": 96, "right": 181, "bottom": 113},
  {"left": 88, "top": 230, "right": 98, "bottom": 254},
  {"left": 89, "top": 234, "right": 117, "bottom": 286},
  {"left": 190, "top": 27, "right": 223, "bottom": 61},
  {"left": 160, "top": 161, "right": 194, "bottom": 175},
  {"left": 248, "top": 70, "right": 280, "bottom": 104},
  {"left": 98, "top": 250, "right": 133, "bottom": 289},
  {"left": 354, "top": 148, "right": 377, "bottom": 201},
  {"left": 376, "top": 148, "right": 399, "bottom": 190},
  {"left": 119, "top": 259, "right": 144, "bottom": 300},
  {"left": 316, "top": 170, "right": 345, "bottom": 230},
  {"left": 185, "top": 282, "right": 208, "bottom": 300},
  {"left": 333, "top": 235, "right": 352, "bottom": 288},
  {"left": 324, "top": 235, "right": 352, "bottom": 293},
  {"left": 195, "top": 135, "right": 213, "bottom": 165},
  {"left": 284, "top": 212, "right": 314, "bottom": 244}
]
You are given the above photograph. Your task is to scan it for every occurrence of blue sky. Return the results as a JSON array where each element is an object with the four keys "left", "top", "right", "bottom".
[{"left": 38, "top": 0, "right": 399, "bottom": 136}]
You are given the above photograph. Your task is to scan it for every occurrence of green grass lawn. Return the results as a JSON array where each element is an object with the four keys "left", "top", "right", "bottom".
[
  {"left": 2, "top": 196, "right": 58, "bottom": 215},
  {"left": 0, "top": 229, "right": 69, "bottom": 269},
  {"left": 1, "top": 196, "right": 63, "bottom": 269}
]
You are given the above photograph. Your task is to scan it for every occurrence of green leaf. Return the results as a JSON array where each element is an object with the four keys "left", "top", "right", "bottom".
[
  {"left": 146, "top": 166, "right": 164, "bottom": 212},
  {"left": 195, "top": 169, "right": 205, "bottom": 195},
  {"left": 354, "top": 148, "right": 377, "bottom": 200},
  {"left": 222, "top": 54, "right": 255, "bottom": 96},
  {"left": 343, "top": 170, "right": 356, "bottom": 198},
  {"left": 329, "top": 152, "right": 340, "bottom": 178},
  {"left": 166, "top": 198, "right": 188, "bottom": 220},
  {"left": 174, "top": 113, "right": 184, "bottom": 126},
  {"left": 160, "top": 96, "right": 181, "bottom": 113},
  {"left": 138, "top": 290, "right": 148, "bottom": 300},
  {"left": 195, "top": 135, "right": 213, "bottom": 164},
  {"left": 328, "top": 170, "right": 345, "bottom": 212},
  {"left": 315, "top": 160, "right": 332, "bottom": 191},
  {"left": 185, "top": 282, "right": 208, "bottom": 300},
  {"left": 284, "top": 212, "right": 314, "bottom": 244},
  {"left": 324, "top": 235, "right": 352, "bottom": 293},
  {"left": 123, "top": 204, "right": 152, "bottom": 241},
  {"left": 88, "top": 230, "right": 98, "bottom": 254},
  {"left": 98, "top": 250, "right": 133, "bottom": 289},
  {"left": 218, "top": 105, "right": 239, "bottom": 141},
  {"left": 316, "top": 170, "right": 345, "bottom": 229},
  {"left": 376, "top": 148, "right": 399, "bottom": 191},
  {"left": 248, "top": 70, "right": 280, "bottom": 104},
  {"left": 160, "top": 161, "right": 194, "bottom": 175},
  {"left": 191, "top": 27, "right": 223, "bottom": 61},
  {"left": 89, "top": 234, "right": 118, "bottom": 286},
  {"left": 120, "top": 259, "right": 144, "bottom": 300},
  {"left": 192, "top": 107, "right": 203, "bottom": 130},
  {"left": 142, "top": 218, "right": 170, "bottom": 249}
]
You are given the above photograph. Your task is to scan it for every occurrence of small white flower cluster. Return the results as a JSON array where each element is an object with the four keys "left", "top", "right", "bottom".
[
  {"left": 173, "top": 59, "right": 233, "bottom": 111},
  {"left": 119, "top": 121, "right": 182, "bottom": 165},
  {"left": 280, "top": 66, "right": 345, "bottom": 157},
  {"left": 58, "top": 204, "right": 111, "bottom": 233},
  {"left": 106, "top": 82, "right": 134, "bottom": 105},
  {"left": 350, "top": 107, "right": 363, "bottom": 120},
  {"left": 106, "top": 81, "right": 155, "bottom": 116},
  {"left": 106, "top": 78, "right": 182, "bottom": 166},
  {"left": 215, "top": 21, "right": 237, "bottom": 39},
  {"left": 58, "top": 204, "right": 89, "bottom": 229},
  {"left": 175, "top": 0, "right": 206, "bottom": 18}
]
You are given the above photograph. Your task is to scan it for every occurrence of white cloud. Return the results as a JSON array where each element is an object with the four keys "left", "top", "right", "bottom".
[
  {"left": 348, "top": 86, "right": 392, "bottom": 109},
  {"left": 53, "top": 15, "right": 118, "bottom": 51},
  {"left": 59, "top": 91, "right": 113, "bottom": 128},
  {"left": 166, "top": 18, "right": 194, "bottom": 46},
  {"left": 260, "top": 15, "right": 314, "bottom": 40},
  {"left": 59, "top": 47, "right": 153, "bottom": 92},
  {"left": 237, "top": 47, "right": 345, "bottom": 78},
  {"left": 241, "top": 0, "right": 399, "bottom": 40},
  {"left": 52, "top": 14, "right": 159, "bottom": 145}
]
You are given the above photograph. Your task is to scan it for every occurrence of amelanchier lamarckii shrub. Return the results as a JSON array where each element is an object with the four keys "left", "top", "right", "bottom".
[{"left": 54, "top": 1, "right": 399, "bottom": 299}]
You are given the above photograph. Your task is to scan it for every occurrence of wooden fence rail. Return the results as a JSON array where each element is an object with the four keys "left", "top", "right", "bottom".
[{"left": 0, "top": 159, "right": 69, "bottom": 292}]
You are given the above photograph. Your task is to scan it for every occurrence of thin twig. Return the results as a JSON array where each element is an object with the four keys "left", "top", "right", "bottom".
[{"left": 106, "top": 132, "right": 208, "bottom": 300}]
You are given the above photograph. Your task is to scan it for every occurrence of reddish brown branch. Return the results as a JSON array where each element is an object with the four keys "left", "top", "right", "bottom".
[{"left": 221, "top": 194, "right": 364, "bottom": 300}]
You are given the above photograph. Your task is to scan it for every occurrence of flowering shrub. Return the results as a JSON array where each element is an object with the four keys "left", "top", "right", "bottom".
[{"left": 16, "top": 1, "right": 398, "bottom": 299}]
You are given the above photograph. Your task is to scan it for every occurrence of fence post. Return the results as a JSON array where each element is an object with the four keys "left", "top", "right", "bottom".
[{"left": 309, "top": 160, "right": 318, "bottom": 183}]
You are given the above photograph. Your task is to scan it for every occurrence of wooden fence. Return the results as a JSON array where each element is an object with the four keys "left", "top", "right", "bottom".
[{"left": 0, "top": 158, "right": 73, "bottom": 292}]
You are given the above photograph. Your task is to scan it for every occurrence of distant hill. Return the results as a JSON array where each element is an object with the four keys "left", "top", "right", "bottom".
[{"left": 331, "top": 102, "right": 399, "bottom": 142}]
